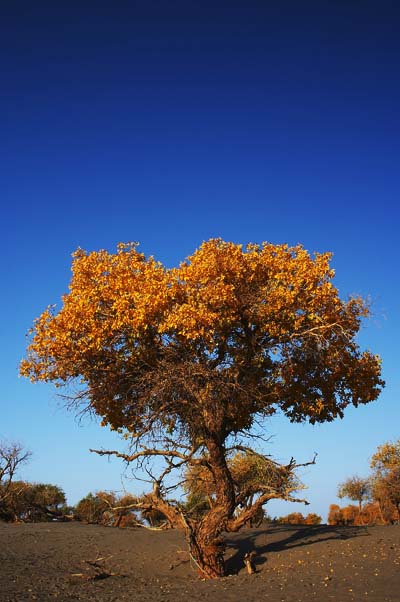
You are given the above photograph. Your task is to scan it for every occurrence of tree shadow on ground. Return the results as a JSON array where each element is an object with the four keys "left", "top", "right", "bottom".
[{"left": 224, "top": 524, "right": 370, "bottom": 575}]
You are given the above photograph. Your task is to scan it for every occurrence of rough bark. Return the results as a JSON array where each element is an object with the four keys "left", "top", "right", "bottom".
[
  {"left": 187, "top": 525, "right": 226, "bottom": 578},
  {"left": 150, "top": 484, "right": 186, "bottom": 530},
  {"left": 186, "top": 434, "right": 236, "bottom": 578}
]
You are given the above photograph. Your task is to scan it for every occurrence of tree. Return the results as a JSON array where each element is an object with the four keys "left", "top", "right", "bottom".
[
  {"left": 75, "top": 490, "right": 152, "bottom": 527},
  {"left": 1, "top": 481, "right": 66, "bottom": 522},
  {"left": 359, "top": 501, "right": 383, "bottom": 525},
  {"left": 0, "top": 441, "right": 31, "bottom": 516},
  {"left": 20, "top": 239, "right": 383, "bottom": 577},
  {"left": 371, "top": 441, "right": 400, "bottom": 474},
  {"left": 75, "top": 491, "right": 116, "bottom": 524},
  {"left": 379, "top": 467, "right": 400, "bottom": 522},
  {"left": 0, "top": 480, "right": 30, "bottom": 521},
  {"left": 278, "top": 512, "right": 305, "bottom": 525},
  {"left": 337, "top": 476, "right": 371, "bottom": 517},
  {"left": 28, "top": 483, "right": 66, "bottom": 520},
  {"left": 341, "top": 504, "right": 359, "bottom": 525},
  {"left": 304, "top": 512, "right": 322, "bottom": 525},
  {"left": 327, "top": 504, "right": 342, "bottom": 525},
  {"left": 371, "top": 441, "right": 400, "bottom": 523},
  {"left": 334, "top": 440, "right": 400, "bottom": 526},
  {"left": 276, "top": 511, "right": 321, "bottom": 525}
]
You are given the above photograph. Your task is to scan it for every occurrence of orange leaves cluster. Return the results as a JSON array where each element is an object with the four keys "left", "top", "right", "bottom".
[
  {"left": 165, "top": 241, "right": 338, "bottom": 342},
  {"left": 20, "top": 238, "right": 383, "bottom": 432},
  {"left": 21, "top": 240, "right": 327, "bottom": 378},
  {"left": 21, "top": 243, "right": 169, "bottom": 383}
]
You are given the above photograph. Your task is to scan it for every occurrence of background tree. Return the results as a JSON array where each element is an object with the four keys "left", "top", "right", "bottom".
[
  {"left": 341, "top": 504, "right": 359, "bottom": 525},
  {"left": 329, "top": 501, "right": 385, "bottom": 526},
  {"left": 277, "top": 512, "right": 305, "bottom": 525},
  {"left": 275, "top": 512, "right": 321, "bottom": 525},
  {"left": 276, "top": 511, "right": 321, "bottom": 525},
  {"left": 0, "top": 481, "right": 66, "bottom": 522},
  {"left": 21, "top": 239, "right": 383, "bottom": 578},
  {"left": 370, "top": 477, "right": 394, "bottom": 524},
  {"left": 0, "top": 480, "right": 29, "bottom": 521},
  {"left": 0, "top": 441, "right": 31, "bottom": 517},
  {"left": 304, "top": 512, "right": 322, "bottom": 525},
  {"left": 379, "top": 467, "right": 400, "bottom": 522},
  {"left": 370, "top": 440, "right": 400, "bottom": 523},
  {"left": 361, "top": 501, "right": 386, "bottom": 525},
  {"left": 327, "top": 504, "right": 343, "bottom": 526},
  {"left": 337, "top": 476, "right": 371, "bottom": 519},
  {"left": 75, "top": 491, "right": 116, "bottom": 524},
  {"left": 75, "top": 491, "right": 149, "bottom": 527},
  {"left": 332, "top": 440, "right": 400, "bottom": 526},
  {"left": 371, "top": 440, "right": 400, "bottom": 474},
  {"left": 28, "top": 483, "right": 67, "bottom": 521}
]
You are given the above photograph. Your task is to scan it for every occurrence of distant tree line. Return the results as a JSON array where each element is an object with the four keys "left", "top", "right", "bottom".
[
  {"left": 1, "top": 439, "right": 322, "bottom": 527},
  {"left": 73, "top": 492, "right": 324, "bottom": 528},
  {"left": 275, "top": 512, "right": 322, "bottom": 525},
  {"left": 329, "top": 439, "right": 400, "bottom": 526},
  {"left": 5, "top": 437, "right": 398, "bottom": 528}
]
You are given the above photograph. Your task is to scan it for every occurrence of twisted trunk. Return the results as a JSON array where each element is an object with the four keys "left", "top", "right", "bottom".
[{"left": 187, "top": 435, "right": 236, "bottom": 578}]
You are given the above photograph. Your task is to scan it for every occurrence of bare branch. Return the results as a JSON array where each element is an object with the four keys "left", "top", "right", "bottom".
[
  {"left": 0, "top": 441, "right": 31, "bottom": 503},
  {"left": 90, "top": 447, "right": 192, "bottom": 463}
]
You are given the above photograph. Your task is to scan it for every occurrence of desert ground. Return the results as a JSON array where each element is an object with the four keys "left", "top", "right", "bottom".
[{"left": 0, "top": 521, "right": 399, "bottom": 602}]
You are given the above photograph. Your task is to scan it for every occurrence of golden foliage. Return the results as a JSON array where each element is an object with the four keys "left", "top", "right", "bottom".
[
  {"left": 337, "top": 476, "right": 371, "bottom": 507},
  {"left": 371, "top": 440, "right": 400, "bottom": 474},
  {"left": 370, "top": 440, "right": 400, "bottom": 523},
  {"left": 327, "top": 501, "right": 394, "bottom": 526},
  {"left": 21, "top": 239, "right": 383, "bottom": 435},
  {"left": 276, "top": 511, "right": 322, "bottom": 525}
]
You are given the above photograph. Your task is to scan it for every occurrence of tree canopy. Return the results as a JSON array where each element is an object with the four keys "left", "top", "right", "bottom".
[
  {"left": 337, "top": 476, "right": 371, "bottom": 515},
  {"left": 371, "top": 441, "right": 400, "bottom": 475},
  {"left": 21, "top": 239, "right": 384, "bottom": 577}
]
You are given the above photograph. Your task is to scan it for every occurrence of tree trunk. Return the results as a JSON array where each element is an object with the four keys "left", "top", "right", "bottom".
[
  {"left": 185, "top": 433, "right": 236, "bottom": 578},
  {"left": 377, "top": 499, "right": 386, "bottom": 525},
  {"left": 358, "top": 499, "right": 365, "bottom": 525},
  {"left": 187, "top": 524, "right": 226, "bottom": 578}
]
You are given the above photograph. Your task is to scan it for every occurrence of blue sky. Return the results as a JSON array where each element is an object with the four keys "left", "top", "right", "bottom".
[{"left": 2, "top": 1, "right": 399, "bottom": 520}]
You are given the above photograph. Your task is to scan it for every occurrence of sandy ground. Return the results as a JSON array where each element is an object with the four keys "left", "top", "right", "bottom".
[{"left": 0, "top": 521, "right": 399, "bottom": 602}]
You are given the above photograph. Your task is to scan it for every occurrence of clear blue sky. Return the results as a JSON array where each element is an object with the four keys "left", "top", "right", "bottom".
[{"left": 2, "top": 1, "right": 399, "bottom": 520}]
